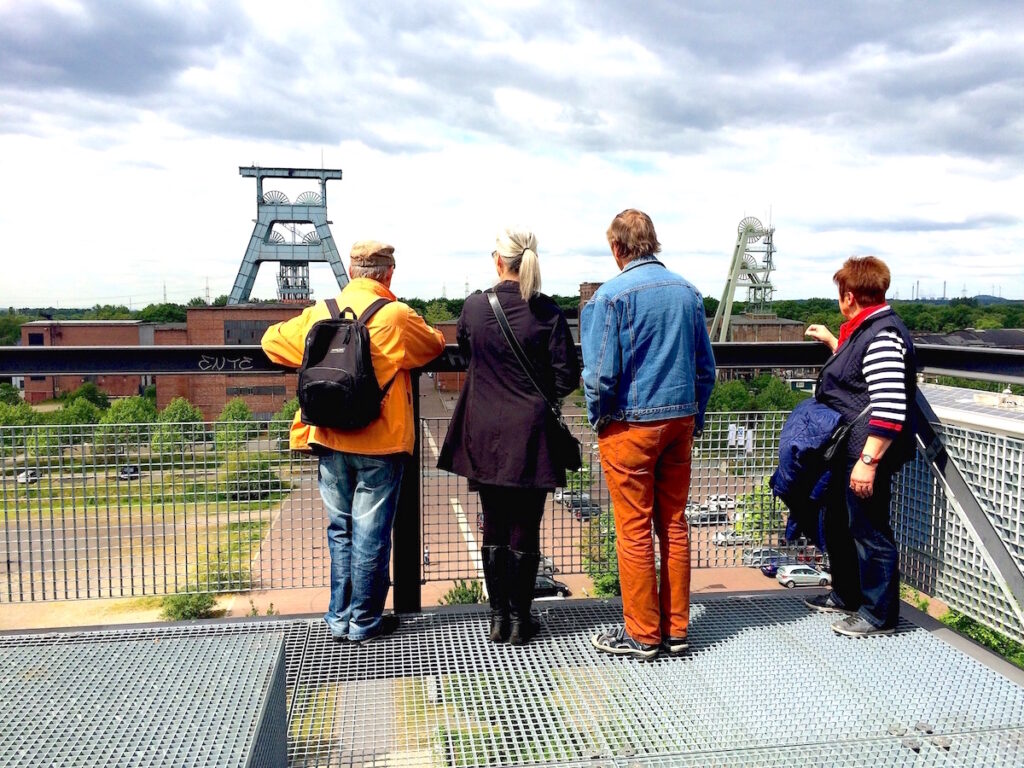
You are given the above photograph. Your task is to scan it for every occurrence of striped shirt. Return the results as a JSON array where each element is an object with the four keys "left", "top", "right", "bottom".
[{"left": 863, "top": 329, "right": 908, "bottom": 438}]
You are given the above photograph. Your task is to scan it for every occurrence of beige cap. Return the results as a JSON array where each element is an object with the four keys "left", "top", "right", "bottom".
[{"left": 349, "top": 240, "right": 396, "bottom": 267}]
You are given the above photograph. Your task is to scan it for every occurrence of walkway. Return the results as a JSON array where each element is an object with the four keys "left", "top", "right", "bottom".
[{"left": 5, "top": 592, "right": 1024, "bottom": 767}]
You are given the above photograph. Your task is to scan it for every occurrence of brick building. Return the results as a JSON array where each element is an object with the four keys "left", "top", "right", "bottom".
[
  {"left": 432, "top": 320, "right": 463, "bottom": 393},
  {"left": 158, "top": 304, "right": 307, "bottom": 421},
  {"left": 19, "top": 320, "right": 178, "bottom": 404}
]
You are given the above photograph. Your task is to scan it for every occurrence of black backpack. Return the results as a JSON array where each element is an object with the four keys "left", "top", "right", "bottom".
[{"left": 297, "top": 297, "right": 395, "bottom": 430}]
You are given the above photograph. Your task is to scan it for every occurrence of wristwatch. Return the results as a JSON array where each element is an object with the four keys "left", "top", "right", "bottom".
[{"left": 860, "top": 453, "right": 877, "bottom": 466}]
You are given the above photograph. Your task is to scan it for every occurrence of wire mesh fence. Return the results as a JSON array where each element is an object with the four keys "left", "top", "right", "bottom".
[
  {"left": 0, "top": 420, "right": 322, "bottom": 602},
  {"left": 421, "top": 410, "right": 807, "bottom": 585},
  {"left": 896, "top": 424, "right": 1024, "bottom": 644},
  {"left": 3, "top": 402, "right": 1024, "bottom": 654}
]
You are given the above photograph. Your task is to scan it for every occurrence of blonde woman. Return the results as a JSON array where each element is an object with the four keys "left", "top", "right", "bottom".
[{"left": 438, "top": 227, "right": 580, "bottom": 645}]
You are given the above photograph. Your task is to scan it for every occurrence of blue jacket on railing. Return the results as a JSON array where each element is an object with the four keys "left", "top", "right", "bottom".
[{"left": 770, "top": 398, "right": 841, "bottom": 547}]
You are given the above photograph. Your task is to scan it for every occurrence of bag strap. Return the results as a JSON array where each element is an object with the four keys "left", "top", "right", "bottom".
[
  {"left": 326, "top": 298, "right": 341, "bottom": 319},
  {"left": 356, "top": 297, "right": 392, "bottom": 324},
  {"left": 345, "top": 296, "right": 397, "bottom": 395},
  {"left": 487, "top": 290, "right": 560, "bottom": 417}
]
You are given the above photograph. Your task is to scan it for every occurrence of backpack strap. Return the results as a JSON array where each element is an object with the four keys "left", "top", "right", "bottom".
[
  {"left": 325, "top": 298, "right": 341, "bottom": 319},
  {"left": 356, "top": 297, "right": 392, "bottom": 324},
  {"left": 346, "top": 297, "right": 398, "bottom": 396}
]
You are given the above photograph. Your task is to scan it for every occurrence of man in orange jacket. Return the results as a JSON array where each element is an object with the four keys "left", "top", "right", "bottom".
[{"left": 262, "top": 240, "right": 445, "bottom": 642}]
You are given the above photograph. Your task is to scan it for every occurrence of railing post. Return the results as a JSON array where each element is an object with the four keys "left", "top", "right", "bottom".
[{"left": 393, "top": 372, "right": 422, "bottom": 613}]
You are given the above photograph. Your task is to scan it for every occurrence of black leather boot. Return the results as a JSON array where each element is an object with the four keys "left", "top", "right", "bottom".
[
  {"left": 508, "top": 550, "right": 541, "bottom": 645},
  {"left": 481, "top": 545, "right": 510, "bottom": 642}
]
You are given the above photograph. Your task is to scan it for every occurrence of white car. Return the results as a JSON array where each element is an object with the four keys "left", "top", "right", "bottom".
[
  {"left": 16, "top": 469, "right": 40, "bottom": 485},
  {"left": 707, "top": 494, "right": 737, "bottom": 509},
  {"left": 776, "top": 565, "right": 832, "bottom": 588},
  {"left": 714, "top": 529, "right": 754, "bottom": 547}
]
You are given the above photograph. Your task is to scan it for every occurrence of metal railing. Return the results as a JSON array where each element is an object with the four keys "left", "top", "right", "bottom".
[{"left": 3, "top": 342, "right": 1024, "bottom": 644}]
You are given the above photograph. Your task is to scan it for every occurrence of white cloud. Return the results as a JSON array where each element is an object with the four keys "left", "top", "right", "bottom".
[{"left": 0, "top": 0, "right": 1021, "bottom": 309}]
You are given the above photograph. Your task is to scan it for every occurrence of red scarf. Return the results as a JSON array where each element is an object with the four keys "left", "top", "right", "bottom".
[{"left": 837, "top": 304, "right": 887, "bottom": 348}]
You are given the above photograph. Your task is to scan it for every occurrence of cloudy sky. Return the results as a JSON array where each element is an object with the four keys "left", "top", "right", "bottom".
[{"left": 1, "top": 0, "right": 1022, "bottom": 308}]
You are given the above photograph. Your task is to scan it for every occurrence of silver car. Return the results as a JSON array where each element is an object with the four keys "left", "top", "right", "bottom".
[{"left": 776, "top": 565, "right": 832, "bottom": 588}]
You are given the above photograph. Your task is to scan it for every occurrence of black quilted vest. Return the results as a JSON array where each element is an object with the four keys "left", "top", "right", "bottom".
[{"left": 815, "top": 308, "right": 917, "bottom": 467}]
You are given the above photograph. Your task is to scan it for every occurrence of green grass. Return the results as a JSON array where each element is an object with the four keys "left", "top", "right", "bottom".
[{"left": 941, "top": 610, "right": 1024, "bottom": 669}]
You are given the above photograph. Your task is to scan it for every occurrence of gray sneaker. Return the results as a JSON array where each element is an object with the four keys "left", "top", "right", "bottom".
[
  {"left": 660, "top": 635, "right": 689, "bottom": 656},
  {"left": 591, "top": 626, "right": 659, "bottom": 661},
  {"left": 804, "top": 593, "right": 856, "bottom": 615},
  {"left": 831, "top": 614, "right": 896, "bottom": 638}
]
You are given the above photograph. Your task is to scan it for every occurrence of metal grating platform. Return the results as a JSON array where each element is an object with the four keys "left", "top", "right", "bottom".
[
  {"left": 4, "top": 595, "right": 1024, "bottom": 767},
  {"left": 0, "top": 631, "right": 287, "bottom": 767}
]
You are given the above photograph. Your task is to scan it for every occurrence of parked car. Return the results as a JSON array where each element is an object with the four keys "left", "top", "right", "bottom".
[
  {"left": 539, "top": 555, "right": 558, "bottom": 576},
  {"left": 707, "top": 494, "right": 737, "bottom": 509},
  {"left": 742, "top": 547, "right": 796, "bottom": 567},
  {"left": 554, "top": 488, "right": 591, "bottom": 504},
  {"left": 760, "top": 561, "right": 780, "bottom": 578},
  {"left": 714, "top": 529, "right": 754, "bottom": 547},
  {"left": 562, "top": 494, "right": 595, "bottom": 508},
  {"left": 574, "top": 503, "right": 602, "bottom": 522},
  {"left": 118, "top": 465, "right": 141, "bottom": 480},
  {"left": 15, "top": 469, "right": 40, "bottom": 485},
  {"left": 687, "top": 508, "right": 730, "bottom": 526},
  {"left": 777, "top": 564, "right": 832, "bottom": 588},
  {"left": 534, "top": 575, "right": 571, "bottom": 598}
]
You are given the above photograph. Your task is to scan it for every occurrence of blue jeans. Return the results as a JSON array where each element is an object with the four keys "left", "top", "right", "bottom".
[
  {"left": 824, "top": 458, "right": 900, "bottom": 628},
  {"left": 318, "top": 450, "right": 405, "bottom": 641}
]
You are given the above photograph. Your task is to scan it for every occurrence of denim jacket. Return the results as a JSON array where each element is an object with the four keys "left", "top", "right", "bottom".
[{"left": 581, "top": 255, "right": 716, "bottom": 431}]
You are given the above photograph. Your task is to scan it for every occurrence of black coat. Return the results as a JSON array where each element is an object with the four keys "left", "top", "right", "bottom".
[{"left": 437, "top": 281, "right": 581, "bottom": 488}]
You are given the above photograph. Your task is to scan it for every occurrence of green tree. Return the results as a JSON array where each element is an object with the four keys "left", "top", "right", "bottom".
[
  {"left": 0, "top": 383, "right": 21, "bottom": 406},
  {"left": 214, "top": 397, "right": 254, "bottom": 450},
  {"left": 96, "top": 396, "right": 158, "bottom": 453},
  {"left": 83, "top": 304, "right": 133, "bottom": 320},
  {"left": 273, "top": 396, "right": 300, "bottom": 424},
  {"left": 212, "top": 295, "right": 229, "bottom": 307},
  {"left": 0, "top": 312, "right": 32, "bottom": 346},
  {"left": 270, "top": 396, "right": 300, "bottom": 445},
  {"left": 424, "top": 300, "right": 454, "bottom": 325},
  {"left": 137, "top": 303, "right": 187, "bottom": 323},
  {"left": 151, "top": 397, "right": 206, "bottom": 457},
  {"left": 753, "top": 377, "right": 808, "bottom": 411},
  {"left": 187, "top": 296, "right": 207, "bottom": 307},
  {"left": 0, "top": 400, "right": 41, "bottom": 456},
  {"left": 707, "top": 380, "right": 753, "bottom": 412},
  {"left": 59, "top": 381, "right": 109, "bottom": 410}
]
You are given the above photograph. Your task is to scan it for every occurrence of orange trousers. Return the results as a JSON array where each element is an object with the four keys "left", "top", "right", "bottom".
[{"left": 598, "top": 417, "right": 694, "bottom": 645}]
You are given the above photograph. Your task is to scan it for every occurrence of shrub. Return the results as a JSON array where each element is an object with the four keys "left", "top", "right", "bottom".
[
  {"left": 215, "top": 398, "right": 254, "bottom": 450},
  {"left": 439, "top": 579, "right": 485, "bottom": 605},
  {"left": 225, "top": 458, "right": 283, "bottom": 501},
  {"left": 161, "top": 592, "right": 217, "bottom": 621},
  {"left": 58, "top": 382, "right": 109, "bottom": 410},
  {"left": 0, "top": 383, "right": 21, "bottom": 406},
  {"left": 151, "top": 397, "right": 206, "bottom": 457}
]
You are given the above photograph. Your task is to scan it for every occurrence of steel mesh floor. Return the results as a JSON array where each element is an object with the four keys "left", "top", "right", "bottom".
[
  {"left": 0, "top": 631, "right": 286, "bottom": 767},
  {"left": 5, "top": 595, "right": 1024, "bottom": 767}
]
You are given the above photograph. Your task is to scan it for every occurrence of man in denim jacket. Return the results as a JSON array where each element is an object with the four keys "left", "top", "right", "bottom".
[{"left": 582, "top": 209, "right": 716, "bottom": 660}]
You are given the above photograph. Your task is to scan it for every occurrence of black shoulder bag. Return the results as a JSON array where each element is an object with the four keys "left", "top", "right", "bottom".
[
  {"left": 822, "top": 403, "right": 872, "bottom": 462},
  {"left": 486, "top": 291, "right": 582, "bottom": 471}
]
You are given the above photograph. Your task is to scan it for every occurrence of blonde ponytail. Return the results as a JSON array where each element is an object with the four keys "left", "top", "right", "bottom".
[
  {"left": 494, "top": 226, "right": 542, "bottom": 300},
  {"left": 517, "top": 247, "right": 541, "bottom": 300}
]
